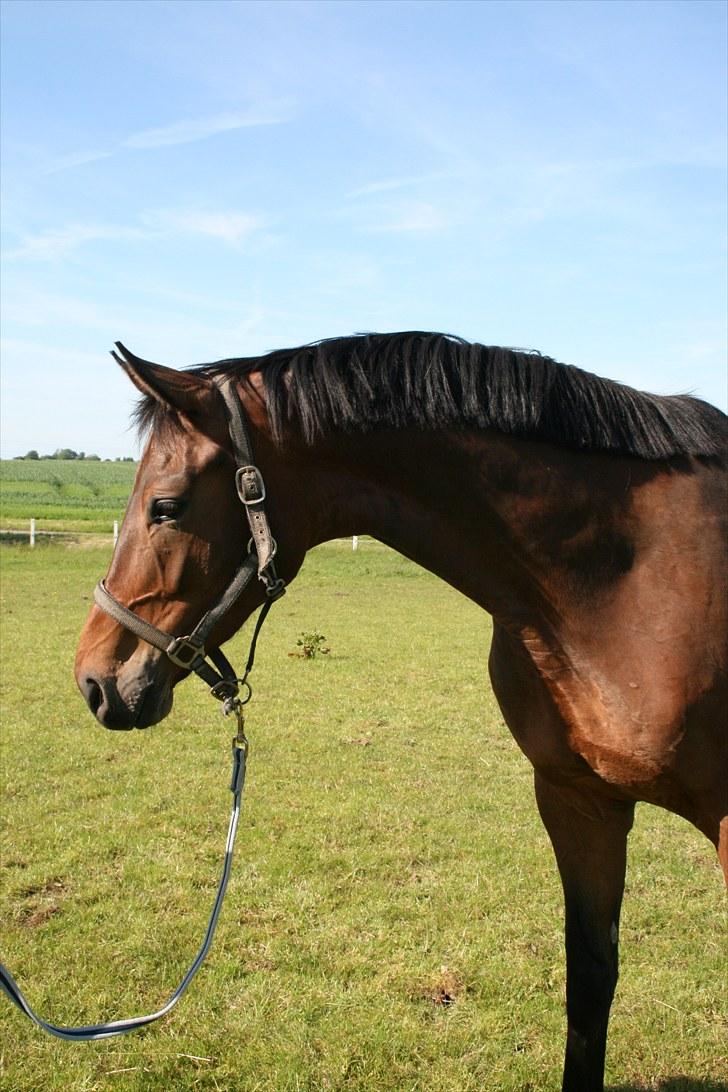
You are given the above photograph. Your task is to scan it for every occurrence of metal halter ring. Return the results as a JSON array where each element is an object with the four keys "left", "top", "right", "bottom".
[
  {"left": 210, "top": 677, "right": 252, "bottom": 705},
  {"left": 247, "top": 536, "right": 277, "bottom": 559}
]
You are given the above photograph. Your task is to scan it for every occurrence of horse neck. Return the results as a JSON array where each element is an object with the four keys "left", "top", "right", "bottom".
[{"left": 289, "top": 426, "right": 642, "bottom": 631}]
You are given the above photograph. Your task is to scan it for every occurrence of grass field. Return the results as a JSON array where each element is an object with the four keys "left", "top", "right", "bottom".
[
  {"left": 0, "top": 460, "right": 137, "bottom": 533},
  {"left": 0, "top": 541, "right": 726, "bottom": 1092}
]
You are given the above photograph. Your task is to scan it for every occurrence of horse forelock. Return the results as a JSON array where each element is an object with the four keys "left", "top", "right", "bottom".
[{"left": 132, "top": 396, "right": 188, "bottom": 453}]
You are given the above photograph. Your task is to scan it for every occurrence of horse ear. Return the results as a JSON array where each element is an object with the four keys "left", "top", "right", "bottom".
[{"left": 111, "top": 342, "right": 214, "bottom": 417}]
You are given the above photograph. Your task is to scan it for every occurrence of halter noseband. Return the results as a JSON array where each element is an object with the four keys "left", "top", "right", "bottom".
[{"left": 93, "top": 375, "right": 285, "bottom": 710}]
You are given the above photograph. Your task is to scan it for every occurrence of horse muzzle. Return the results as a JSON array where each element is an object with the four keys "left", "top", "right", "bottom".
[{"left": 77, "top": 666, "right": 173, "bottom": 730}]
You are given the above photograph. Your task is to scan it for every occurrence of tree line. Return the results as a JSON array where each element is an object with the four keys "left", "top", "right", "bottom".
[{"left": 14, "top": 450, "right": 135, "bottom": 462}]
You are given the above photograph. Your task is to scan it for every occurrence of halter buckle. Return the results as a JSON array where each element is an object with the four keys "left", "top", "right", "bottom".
[
  {"left": 166, "top": 635, "right": 205, "bottom": 669},
  {"left": 210, "top": 678, "right": 240, "bottom": 703},
  {"left": 235, "top": 465, "right": 266, "bottom": 506}
]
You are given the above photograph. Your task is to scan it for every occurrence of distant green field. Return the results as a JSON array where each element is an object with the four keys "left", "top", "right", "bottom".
[{"left": 0, "top": 460, "right": 137, "bottom": 533}]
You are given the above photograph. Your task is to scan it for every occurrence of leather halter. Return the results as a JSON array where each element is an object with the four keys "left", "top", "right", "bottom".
[{"left": 93, "top": 375, "right": 285, "bottom": 707}]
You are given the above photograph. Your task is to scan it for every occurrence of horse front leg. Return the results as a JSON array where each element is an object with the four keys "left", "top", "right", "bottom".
[{"left": 534, "top": 771, "right": 635, "bottom": 1092}]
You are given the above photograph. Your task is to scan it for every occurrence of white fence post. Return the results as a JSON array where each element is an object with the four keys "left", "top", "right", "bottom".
[
  {"left": 113, "top": 520, "right": 119, "bottom": 546},
  {"left": 30, "top": 518, "right": 36, "bottom": 548},
  {"left": 352, "top": 535, "right": 358, "bottom": 551}
]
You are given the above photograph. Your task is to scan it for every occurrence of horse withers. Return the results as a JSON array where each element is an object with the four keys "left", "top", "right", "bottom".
[{"left": 75, "top": 333, "right": 728, "bottom": 1092}]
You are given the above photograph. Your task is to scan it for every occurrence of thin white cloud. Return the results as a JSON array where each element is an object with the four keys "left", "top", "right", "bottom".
[
  {"left": 43, "top": 149, "right": 114, "bottom": 175},
  {"left": 347, "top": 172, "right": 451, "bottom": 198},
  {"left": 4, "top": 207, "right": 265, "bottom": 262},
  {"left": 40, "top": 105, "right": 293, "bottom": 175},
  {"left": 365, "top": 201, "right": 448, "bottom": 234},
  {"left": 3, "top": 223, "right": 147, "bottom": 262},
  {"left": 144, "top": 209, "right": 264, "bottom": 245},
  {"left": 123, "top": 106, "right": 290, "bottom": 150}
]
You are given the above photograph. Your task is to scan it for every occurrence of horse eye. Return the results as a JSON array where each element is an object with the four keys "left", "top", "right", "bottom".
[{"left": 151, "top": 498, "right": 185, "bottom": 524}]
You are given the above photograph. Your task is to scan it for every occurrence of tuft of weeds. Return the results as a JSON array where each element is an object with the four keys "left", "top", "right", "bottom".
[{"left": 292, "top": 630, "right": 330, "bottom": 658}]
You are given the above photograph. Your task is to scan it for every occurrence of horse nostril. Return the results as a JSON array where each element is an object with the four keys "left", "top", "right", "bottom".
[
  {"left": 78, "top": 671, "right": 166, "bottom": 730},
  {"left": 84, "top": 677, "right": 104, "bottom": 717},
  {"left": 79, "top": 674, "right": 142, "bottom": 730}
]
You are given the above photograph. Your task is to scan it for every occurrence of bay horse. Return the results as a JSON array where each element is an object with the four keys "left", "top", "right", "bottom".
[{"left": 75, "top": 332, "right": 727, "bottom": 1091}]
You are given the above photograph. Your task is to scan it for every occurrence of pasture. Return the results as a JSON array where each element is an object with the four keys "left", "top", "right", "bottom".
[
  {"left": 0, "top": 460, "right": 137, "bottom": 534},
  {"left": 0, "top": 541, "right": 725, "bottom": 1092}
]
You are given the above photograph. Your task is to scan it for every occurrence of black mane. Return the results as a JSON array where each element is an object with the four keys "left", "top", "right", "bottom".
[{"left": 138, "top": 332, "right": 727, "bottom": 459}]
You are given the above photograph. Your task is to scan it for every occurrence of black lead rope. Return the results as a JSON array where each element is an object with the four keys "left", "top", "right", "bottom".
[
  {"left": 0, "top": 592, "right": 275, "bottom": 1041},
  {"left": 0, "top": 374, "right": 286, "bottom": 1039},
  {"left": 0, "top": 727, "right": 249, "bottom": 1040}
]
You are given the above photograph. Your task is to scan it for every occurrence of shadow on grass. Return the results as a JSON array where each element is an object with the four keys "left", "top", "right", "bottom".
[{"left": 607, "top": 1081, "right": 728, "bottom": 1092}]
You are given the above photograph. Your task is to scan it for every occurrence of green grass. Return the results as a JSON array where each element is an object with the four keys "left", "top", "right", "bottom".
[
  {"left": 0, "top": 460, "right": 137, "bottom": 533},
  {"left": 0, "top": 542, "right": 725, "bottom": 1092}
]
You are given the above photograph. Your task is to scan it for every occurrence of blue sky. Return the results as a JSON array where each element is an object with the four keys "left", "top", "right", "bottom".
[{"left": 1, "top": 0, "right": 725, "bottom": 458}]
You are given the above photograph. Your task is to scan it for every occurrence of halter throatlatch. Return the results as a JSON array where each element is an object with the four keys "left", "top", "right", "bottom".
[{"left": 0, "top": 374, "right": 284, "bottom": 1040}]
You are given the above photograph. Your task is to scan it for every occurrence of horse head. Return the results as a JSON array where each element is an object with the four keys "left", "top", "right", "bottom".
[{"left": 74, "top": 350, "right": 300, "bottom": 730}]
